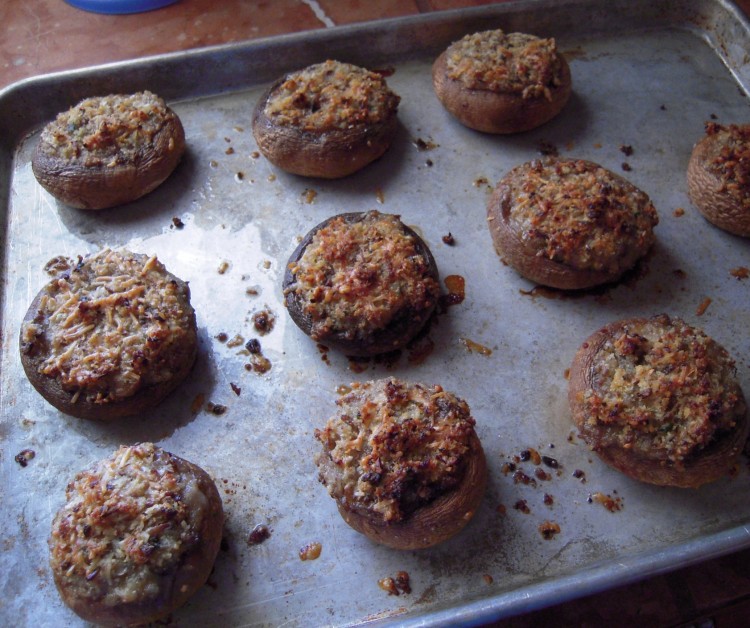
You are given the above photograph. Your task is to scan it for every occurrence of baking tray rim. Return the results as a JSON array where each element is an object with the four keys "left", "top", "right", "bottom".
[{"left": 2, "top": 0, "right": 750, "bottom": 625}]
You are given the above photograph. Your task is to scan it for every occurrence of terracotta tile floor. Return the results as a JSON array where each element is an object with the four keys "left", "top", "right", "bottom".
[{"left": 2, "top": 1, "right": 750, "bottom": 626}]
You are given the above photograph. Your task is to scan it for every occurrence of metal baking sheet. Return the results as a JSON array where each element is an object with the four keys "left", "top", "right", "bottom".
[{"left": 1, "top": 0, "right": 749, "bottom": 625}]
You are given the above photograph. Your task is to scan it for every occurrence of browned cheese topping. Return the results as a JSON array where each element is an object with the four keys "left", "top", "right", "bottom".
[
  {"left": 38, "top": 91, "right": 177, "bottom": 167},
  {"left": 21, "top": 249, "right": 194, "bottom": 405},
  {"left": 507, "top": 159, "right": 658, "bottom": 272},
  {"left": 315, "top": 379, "right": 476, "bottom": 523},
  {"left": 49, "top": 443, "right": 212, "bottom": 606},
  {"left": 446, "top": 30, "right": 565, "bottom": 99},
  {"left": 264, "top": 60, "right": 400, "bottom": 131},
  {"left": 704, "top": 122, "right": 750, "bottom": 210},
  {"left": 580, "top": 315, "right": 743, "bottom": 465},
  {"left": 286, "top": 212, "right": 440, "bottom": 342}
]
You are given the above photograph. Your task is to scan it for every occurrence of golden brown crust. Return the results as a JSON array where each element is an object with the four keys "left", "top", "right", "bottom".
[
  {"left": 49, "top": 443, "right": 224, "bottom": 626},
  {"left": 687, "top": 122, "right": 750, "bottom": 237},
  {"left": 487, "top": 157, "right": 659, "bottom": 290},
  {"left": 315, "top": 379, "right": 487, "bottom": 549},
  {"left": 568, "top": 314, "right": 748, "bottom": 487},
  {"left": 32, "top": 91, "right": 185, "bottom": 210},
  {"left": 252, "top": 60, "right": 400, "bottom": 178},
  {"left": 283, "top": 211, "right": 440, "bottom": 356},
  {"left": 19, "top": 249, "right": 197, "bottom": 420},
  {"left": 432, "top": 30, "right": 571, "bottom": 134}
]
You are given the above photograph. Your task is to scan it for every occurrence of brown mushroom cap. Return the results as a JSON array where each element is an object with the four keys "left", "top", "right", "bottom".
[
  {"left": 283, "top": 212, "right": 440, "bottom": 356},
  {"left": 336, "top": 432, "right": 487, "bottom": 550},
  {"left": 32, "top": 93, "right": 185, "bottom": 210},
  {"left": 19, "top": 250, "right": 197, "bottom": 420},
  {"left": 50, "top": 445, "right": 224, "bottom": 626},
  {"left": 687, "top": 123, "right": 750, "bottom": 237},
  {"left": 487, "top": 157, "right": 658, "bottom": 290},
  {"left": 568, "top": 315, "right": 748, "bottom": 488},
  {"left": 431, "top": 37, "right": 571, "bottom": 134},
  {"left": 252, "top": 61, "right": 400, "bottom": 178}
]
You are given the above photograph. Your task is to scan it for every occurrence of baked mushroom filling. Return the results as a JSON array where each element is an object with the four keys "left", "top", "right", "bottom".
[
  {"left": 285, "top": 212, "right": 439, "bottom": 342},
  {"left": 263, "top": 60, "right": 400, "bottom": 131},
  {"left": 446, "top": 30, "right": 564, "bottom": 99},
  {"left": 579, "top": 315, "right": 743, "bottom": 465},
  {"left": 38, "top": 91, "right": 175, "bottom": 167},
  {"left": 703, "top": 122, "right": 750, "bottom": 209},
  {"left": 20, "top": 249, "right": 194, "bottom": 405},
  {"left": 49, "top": 443, "right": 209, "bottom": 606},
  {"left": 507, "top": 159, "right": 658, "bottom": 272},
  {"left": 315, "top": 379, "right": 476, "bottom": 523}
]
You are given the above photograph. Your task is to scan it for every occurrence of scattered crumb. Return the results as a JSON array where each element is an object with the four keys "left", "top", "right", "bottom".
[
  {"left": 226, "top": 334, "right": 244, "bottom": 348},
  {"left": 225, "top": 146, "right": 235, "bottom": 155},
  {"left": 621, "top": 162, "right": 632, "bottom": 171},
  {"left": 619, "top": 144, "right": 634, "bottom": 156},
  {"left": 673, "top": 207, "right": 685, "bottom": 217},
  {"left": 483, "top": 574, "right": 494, "bottom": 585},
  {"left": 413, "top": 137, "right": 438, "bottom": 151},
  {"left": 696, "top": 297, "right": 712, "bottom": 316},
  {"left": 191, "top": 393, "right": 206, "bottom": 414},
  {"left": 230, "top": 382, "right": 241, "bottom": 396},
  {"left": 250, "top": 151, "right": 260, "bottom": 159},
  {"left": 539, "top": 521, "right": 561, "bottom": 540},
  {"left": 375, "top": 188, "right": 385, "bottom": 204},
  {"left": 247, "top": 524, "right": 271, "bottom": 545},
  {"left": 538, "top": 140, "right": 559, "bottom": 156},
  {"left": 217, "top": 260, "right": 230, "bottom": 274},
  {"left": 299, "top": 542, "right": 322, "bottom": 561},
  {"left": 14, "top": 449, "right": 35, "bottom": 467},
  {"left": 302, "top": 188, "right": 317, "bottom": 204},
  {"left": 267, "top": 174, "right": 276, "bottom": 182},
  {"left": 442, "top": 232, "right": 455, "bottom": 245},
  {"left": 171, "top": 216, "right": 185, "bottom": 229},
  {"left": 730, "top": 267, "right": 749, "bottom": 280},
  {"left": 207, "top": 402, "right": 227, "bottom": 416},
  {"left": 235, "top": 172, "right": 244, "bottom": 181},
  {"left": 589, "top": 492, "right": 623, "bottom": 512},
  {"left": 252, "top": 309, "right": 275, "bottom": 335}
]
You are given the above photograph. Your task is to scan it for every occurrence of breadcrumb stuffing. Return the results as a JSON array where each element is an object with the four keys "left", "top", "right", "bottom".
[
  {"left": 580, "top": 315, "right": 744, "bottom": 464},
  {"left": 446, "top": 30, "right": 565, "bottom": 98},
  {"left": 38, "top": 91, "right": 176, "bottom": 167},
  {"left": 264, "top": 60, "right": 400, "bottom": 131},
  {"left": 315, "top": 379, "right": 477, "bottom": 523}
]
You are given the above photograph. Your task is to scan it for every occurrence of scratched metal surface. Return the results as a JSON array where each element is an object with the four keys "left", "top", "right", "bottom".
[{"left": 1, "top": 1, "right": 750, "bottom": 626}]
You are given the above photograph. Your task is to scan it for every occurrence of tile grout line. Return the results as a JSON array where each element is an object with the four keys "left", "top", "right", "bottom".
[{"left": 300, "top": 0, "right": 335, "bottom": 28}]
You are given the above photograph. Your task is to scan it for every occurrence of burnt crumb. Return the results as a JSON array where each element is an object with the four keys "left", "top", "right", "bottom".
[
  {"left": 513, "top": 470, "right": 537, "bottom": 488},
  {"left": 413, "top": 137, "right": 438, "bottom": 151},
  {"left": 543, "top": 493, "right": 554, "bottom": 506},
  {"left": 538, "top": 140, "right": 559, "bottom": 156},
  {"left": 660, "top": 104, "right": 667, "bottom": 111},
  {"left": 215, "top": 332, "right": 229, "bottom": 343},
  {"left": 247, "top": 524, "right": 271, "bottom": 545},
  {"left": 621, "top": 162, "right": 632, "bottom": 172},
  {"left": 236, "top": 172, "right": 245, "bottom": 181},
  {"left": 252, "top": 310, "right": 275, "bottom": 335},
  {"left": 501, "top": 462, "right": 517, "bottom": 475},
  {"left": 395, "top": 571, "right": 411, "bottom": 595},
  {"left": 171, "top": 216, "right": 185, "bottom": 229},
  {"left": 542, "top": 455, "right": 559, "bottom": 469},
  {"left": 572, "top": 469, "right": 587, "bottom": 483},
  {"left": 710, "top": 113, "right": 718, "bottom": 119},
  {"left": 426, "top": 159, "right": 434, "bottom": 167},
  {"left": 379, "top": 572, "right": 411, "bottom": 596},
  {"left": 245, "top": 338, "right": 261, "bottom": 354},
  {"left": 513, "top": 499, "right": 531, "bottom": 514},
  {"left": 206, "top": 402, "right": 227, "bottom": 416},
  {"left": 619, "top": 144, "right": 634, "bottom": 156},
  {"left": 539, "top": 521, "right": 561, "bottom": 540},
  {"left": 534, "top": 468, "right": 551, "bottom": 481},
  {"left": 230, "top": 382, "right": 241, "bottom": 396},
  {"left": 225, "top": 146, "right": 235, "bottom": 155},
  {"left": 15, "top": 449, "right": 35, "bottom": 467},
  {"left": 442, "top": 232, "right": 455, "bottom": 246}
]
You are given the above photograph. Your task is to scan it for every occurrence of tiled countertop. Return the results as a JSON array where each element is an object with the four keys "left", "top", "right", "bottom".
[{"left": 2, "top": 1, "right": 750, "bottom": 626}]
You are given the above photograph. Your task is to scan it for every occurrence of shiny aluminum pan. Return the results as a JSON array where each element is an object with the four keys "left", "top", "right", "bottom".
[{"left": 1, "top": 1, "right": 750, "bottom": 626}]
